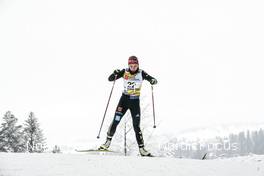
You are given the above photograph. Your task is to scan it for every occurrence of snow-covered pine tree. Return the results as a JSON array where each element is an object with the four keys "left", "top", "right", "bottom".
[
  {"left": 23, "top": 112, "right": 46, "bottom": 153},
  {"left": 0, "top": 123, "right": 5, "bottom": 149},
  {"left": 0, "top": 111, "right": 25, "bottom": 152}
]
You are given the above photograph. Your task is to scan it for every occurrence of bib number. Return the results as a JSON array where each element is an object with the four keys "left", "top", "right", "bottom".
[{"left": 127, "top": 81, "right": 136, "bottom": 90}]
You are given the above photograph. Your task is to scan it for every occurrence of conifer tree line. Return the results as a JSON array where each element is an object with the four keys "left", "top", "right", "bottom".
[
  {"left": 159, "top": 129, "right": 264, "bottom": 159},
  {"left": 0, "top": 111, "right": 46, "bottom": 153}
]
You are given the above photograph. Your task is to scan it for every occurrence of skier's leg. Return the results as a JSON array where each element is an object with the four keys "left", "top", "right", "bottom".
[
  {"left": 99, "top": 95, "right": 128, "bottom": 150},
  {"left": 130, "top": 99, "right": 152, "bottom": 156},
  {"left": 129, "top": 99, "right": 144, "bottom": 148},
  {"left": 107, "top": 104, "right": 128, "bottom": 137}
]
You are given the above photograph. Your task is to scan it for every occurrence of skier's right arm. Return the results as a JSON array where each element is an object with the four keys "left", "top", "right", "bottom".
[{"left": 108, "top": 69, "right": 125, "bottom": 81}]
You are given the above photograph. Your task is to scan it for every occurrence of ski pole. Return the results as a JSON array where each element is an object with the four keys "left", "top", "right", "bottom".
[
  {"left": 97, "top": 75, "right": 117, "bottom": 139},
  {"left": 151, "top": 85, "right": 156, "bottom": 128}
]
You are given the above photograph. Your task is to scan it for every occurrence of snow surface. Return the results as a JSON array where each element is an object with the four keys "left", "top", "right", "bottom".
[{"left": 0, "top": 153, "right": 263, "bottom": 176}]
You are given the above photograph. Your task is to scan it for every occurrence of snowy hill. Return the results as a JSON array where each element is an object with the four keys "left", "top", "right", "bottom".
[{"left": 0, "top": 153, "right": 263, "bottom": 176}]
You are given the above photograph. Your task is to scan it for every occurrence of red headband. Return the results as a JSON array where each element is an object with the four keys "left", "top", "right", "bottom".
[{"left": 128, "top": 56, "right": 139, "bottom": 65}]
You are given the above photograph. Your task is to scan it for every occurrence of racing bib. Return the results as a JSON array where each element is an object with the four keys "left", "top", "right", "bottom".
[{"left": 123, "top": 69, "right": 143, "bottom": 96}]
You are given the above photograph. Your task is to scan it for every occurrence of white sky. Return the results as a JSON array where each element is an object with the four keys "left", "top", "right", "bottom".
[{"left": 1, "top": 0, "right": 264, "bottom": 147}]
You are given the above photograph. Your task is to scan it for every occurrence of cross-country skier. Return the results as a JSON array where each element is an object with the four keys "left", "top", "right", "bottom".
[{"left": 99, "top": 56, "right": 158, "bottom": 156}]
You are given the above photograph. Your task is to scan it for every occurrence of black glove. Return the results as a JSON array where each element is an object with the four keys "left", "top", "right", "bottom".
[
  {"left": 150, "top": 78, "right": 158, "bottom": 85},
  {"left": 114, "top": 69, "right": 121, "bottom": 75}
]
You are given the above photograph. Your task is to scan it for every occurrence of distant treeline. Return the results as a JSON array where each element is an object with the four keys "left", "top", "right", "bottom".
[{"left": 159, "top": 129, "right": 264, "bottom": 159}]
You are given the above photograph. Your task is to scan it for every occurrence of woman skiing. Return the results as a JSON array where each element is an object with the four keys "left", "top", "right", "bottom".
[{"left": 99, "top": 56, "right": 158, "bottom": 156}]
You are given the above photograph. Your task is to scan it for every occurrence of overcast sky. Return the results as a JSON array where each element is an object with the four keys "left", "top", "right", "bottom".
[{"left": 1, "top": 0, "right": 264, "bottom": 147}]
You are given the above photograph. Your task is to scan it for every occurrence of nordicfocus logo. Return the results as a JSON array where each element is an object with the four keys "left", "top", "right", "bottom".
[
  {"left": 26, "top": 141, "right": 46, "bottom": 152},
  {"left": 160, "top": 141, "right": 239, "bottom": 151}
]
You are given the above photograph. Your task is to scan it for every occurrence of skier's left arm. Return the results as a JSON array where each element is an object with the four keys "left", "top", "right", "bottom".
[{"left": 142, "top": 70, "right": 158, "bottom": 85}]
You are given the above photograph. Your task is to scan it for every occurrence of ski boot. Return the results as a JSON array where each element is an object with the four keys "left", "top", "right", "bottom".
[
  {"left": 139, "top": 147, "right": 153, "bottom": 157},
  {"left": 98, "top": 138, "right": 111, "bottom": 150}
]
